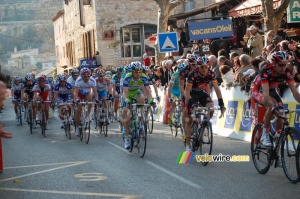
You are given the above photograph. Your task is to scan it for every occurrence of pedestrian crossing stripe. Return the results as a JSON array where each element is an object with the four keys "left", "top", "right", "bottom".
[{"left": 158, "top": 32, "right": 179, "bottom": 53}]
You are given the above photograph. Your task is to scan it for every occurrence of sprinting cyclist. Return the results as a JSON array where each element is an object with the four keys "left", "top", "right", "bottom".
[
  {"left": 184, "top": 56, "right": 226, "bottom": 151},
  {"left": 53, "top": 74, "right": 74, "bottom": 129},
  {"left": 11, "top": 76, "right": 24, "bottom": 122},
  {"left": 74, "top": 67, "right": 99, "bottom": 136},
  {"left": 122, "top": 61, "right": 150, "bottom": 149},
  {"left": 168, "top": 63, "right": 185, "bottom": 126},
  {"left": 32, "top": 75, "right": 52, "bottom": 130},
  {"left": 252, "top": 51, "right": 300, "bottom": 147},
  {"left": 112, "top": 67, "right": 123, "bottom": 122}
]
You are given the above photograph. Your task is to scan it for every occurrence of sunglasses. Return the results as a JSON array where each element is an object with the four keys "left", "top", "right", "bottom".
[
  {"left": 134, "top": 71, "right": 142, "bottom": 74},
  {"left": 277, "top": 63, "right": 287, "bottom": 67},
  {"left": 60, "top": 81, "right": 66, "bottom": 83},
  {"left": 83, "top": 76, "right": 90, "bottom": 78},
  {"left": 190, "top": 63, "right": 197, "bottom": 66},
  {"left": 199, "top": 65, "right": 209, "bottom": 69}
]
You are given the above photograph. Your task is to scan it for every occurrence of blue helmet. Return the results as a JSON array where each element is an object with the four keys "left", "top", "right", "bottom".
[
  {"left": 131, "top": 61, "right": 143, "bottom": 71},
  {"left": 197, "top": 56, "right": 210, "bottom": 66},
  {"left": 116, "top": 67, "right": 123, "bottom": 73},
  {"left": 124, "top": 64, "right": 132, "bottom": 73},
  {"left": 177, "top": 63, "right": 186, "bottom": 72}
]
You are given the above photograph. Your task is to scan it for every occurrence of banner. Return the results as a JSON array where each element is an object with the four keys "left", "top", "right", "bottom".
[
  {"left": 80, "top": 59, "right": 97, "bottom": 68},
  {"left": 188, "top": 19, "right": 234, "bottom": 40},
  {"left": 287, "top": 0, "right": 300, "bottom": 23}
]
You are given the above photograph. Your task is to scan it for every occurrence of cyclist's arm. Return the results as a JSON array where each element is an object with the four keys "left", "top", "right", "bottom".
[
  {"left": 112, "top": 84, "right": 116, "bottom": 96},
  {"left": 211, "top": 80, "right": 222, "bottom": 99},
  {"left": 123, "top": 87, "right": 128, "bottom": 100},
  {"left": 33, "top": 91, "right": 38, "bottom": 102},
  {"left": 184, "top": 83, "right": 192, "bottom": 101},
  {"left": 145, "top": 85, "right": 153, "bottom": 99},
  {"left": 11, "top": 88, "right": 14, "bottom": 99},
  {"left": 92, "top": 87, "right": 99, "bottom": 101},
  {"left": 261, "top": 83, "right": 272, "bottom": 107},
  {"left": 54, "top": 91, "right": 58, "bottom": 102},
  {"left": 288, "top": 81, "right": 300, "bottom": 103},
  {"left": 75, "top": 87, "right": 79, "bottom": 100},
  {"left": 107, "top": 84, "right": 113, "bottom": 96},
  {"left": 69, "top": 88, "right": 75, "bottom": 99},
  {"left": 179, "top": 79, "right": 185, "bottom": 97}
]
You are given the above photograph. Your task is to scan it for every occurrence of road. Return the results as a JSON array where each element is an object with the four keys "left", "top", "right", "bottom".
[{"left": 0, "top": 102, "right": 299, "bottom": 199}]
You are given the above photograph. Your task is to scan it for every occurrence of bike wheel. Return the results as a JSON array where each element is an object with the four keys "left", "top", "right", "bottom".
[
  {"left": 146, "top": 107, "right": 153, "bottom": 134},
  {"left": 281, "top": 127, "right": 300, "bottom": 184},
  {"left": 251, "top": 123, "right": 270, "bottom": 174},
  {"left": 79, "top": 125, "right": 83, "bottom": 141},
  {"left": 41, "top": 110, "right": 46, "bottom": 137},
  {"left": 296, "top": 143, "right": 300, "bottom": 182},
  {"left": 137, "top": 119, "right": 147, "bottom": 158},
  {"left": 199, "top": 122, "right": 213, "bottom": 166},
  {"left": 67, "top": 121, "right": 71, "bottom": 139},
  {"left": 84, "top": 121, "right": 91, "bottom": 144},
  {"left": 128, "top": 121, "right": 135, "bottom": 153},
  {"left": 103, "top": 122, "right": 108, "bottom": 137},
  {"left": 191, "top": 122, "right": 199, "bottom": 152}
]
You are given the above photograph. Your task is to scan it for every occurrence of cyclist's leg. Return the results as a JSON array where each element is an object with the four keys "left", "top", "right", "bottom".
[
  {"left": 114, "top": 92, "right": 120, "bottom": 119},
  {"left": 198, "top": 91, "right": 214, "bottom": 120},
  {"left": 185, "top": 98, "right": 196, "bottom": 151},
  {"left": 75, "top": 94, "right": 84, "bottom": 129},
  {"left": 181, "top": 96, "right": 186, "bottom": 135},
  {"left": 136, "top": 91, "right": 145, "bottom": 120}
]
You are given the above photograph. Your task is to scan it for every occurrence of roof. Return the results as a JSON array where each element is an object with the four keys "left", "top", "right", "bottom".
[
  {"left": 52, "top": 9, "right": 64, "bottom": 22},
  {"left": 36, "top": 67, "right": 56, "bottom": 78},
  {"left": 228, "top": 0, "right": 281, "bottom": 17},
  {"left": 169, "top": 0, "right": 238, "bottom": 21}
]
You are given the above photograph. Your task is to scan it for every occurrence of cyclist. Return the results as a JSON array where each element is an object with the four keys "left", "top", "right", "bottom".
[
  {"left": 11, "top": 76, "right": 24, "bottom": 122},
  {"left": 22, "top": 73, "right": 35, "bottom": 123},
  {"left": 32, "top": 75, "right": 52, "bottom": 129},
  {"left": 179, "top": 55, "right": 199, "bottom": 144},
  {"left": 112, "top": 67, "right": 123, "bottom": 122},
  {"left": 184, "top": 56, "right": 226, "bottom": 151},
  {"left": 67, "top": 69, "right": 80, "bottom": 88},
  {"left": 95, "top": 69, "right": 112, "bottom": 123},
  {"left": 168, "top": 63, "right": 185, "bottom": 126},
  {"left": 74, "top": 67, "right": 99, "bottom": 136},
  {"left": 53, "top": 74, "right": 74, "bottom": 129},
  {"left": 143, "top": 65, "right": 160, "bottom": 102},
  {"left": 122, "top": 61, "right": 150, "bottom": 149},
  {"left": 252, "top": 51, "right": 300, "bottom": 147}
]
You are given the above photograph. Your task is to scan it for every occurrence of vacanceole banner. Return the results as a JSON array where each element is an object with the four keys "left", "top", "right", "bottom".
[{"left": 188, "top": 19, "right": 234, "bottom": 40}]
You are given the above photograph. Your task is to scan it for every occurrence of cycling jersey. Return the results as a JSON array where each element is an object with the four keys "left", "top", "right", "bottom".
[
  {"left": 95, "top": 78, "right": 110, "bottom": 92},
  {"left": 23, "top": 80, "right": 35, "bottom": 99},
  {"left": 54, "top": 82, "right": 72, "bottom": 102},
  {"left": 67, "top": 76, "right": 77, "bottom": 88},
  {"left": 111, "top": 74, "right": 121, "bottom": 94},
  {"left": 12, "top": 83, "right": 24, "bottom": 99},
  {"left": 75, "top": 76, "right": 96, "bottom": 96},
  {"left": 123, "top": 73, "right": 149, "bottom": 91},
  {"left": 33, "top": 83, "right": 52, "bottom": 101},
  {"left": 169, "top": 71, "right": 180, "bottom": 98}
]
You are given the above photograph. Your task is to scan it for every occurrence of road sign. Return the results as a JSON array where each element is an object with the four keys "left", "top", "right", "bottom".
[{"left": 158, "top": 32, "right": 179, "bottom": 53}]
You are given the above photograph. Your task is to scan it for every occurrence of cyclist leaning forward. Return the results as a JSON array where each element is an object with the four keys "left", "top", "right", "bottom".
[
  {"left": 53, "top": 74, "right": 75, "bottom": 129},
  {"left": 184, "top": 56, "right": 226, "bottom": 152},
  {"left": 251, "top": 51, "right": 300, "bottom": 147},
  {"left": 32, "top": 75, "right": 52, "bottom": 130},
  {"left": 112, "top": 67, "right": 123, "bottom": 122},
  {"left": 122, "top": 61, "right": 152, "bottom": 149},
  {"left": 95, "top": 69, "right": 113, "bottom": 123},
  {"left": 11, "top": 76, "right": 24, "bottom": 122},
  {"left": 22, "top": 73, "right": 35, "bottom": 124},
  {"left": 74, "top": 67, "right": 99, "bottom": 136}
]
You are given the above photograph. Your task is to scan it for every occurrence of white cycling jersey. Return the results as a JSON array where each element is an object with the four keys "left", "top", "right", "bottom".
[
  {"left": 67, "top": 76, "right": 77, "bottom": 88},
  {"left": 75, "top": 76, "right": 96, "bottom": 95}
]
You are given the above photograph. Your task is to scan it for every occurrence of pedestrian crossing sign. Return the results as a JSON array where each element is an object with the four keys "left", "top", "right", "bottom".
[{"left": 158, "top": 32, "right": 179, "bottom": 53}]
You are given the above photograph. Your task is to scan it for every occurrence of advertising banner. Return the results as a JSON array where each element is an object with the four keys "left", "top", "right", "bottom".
[
  {"left": 287, "top": 0, "right": 300, "bottom": 23},
  {"left": 80, "top": 59, "right": 97, "bottom": 68}
]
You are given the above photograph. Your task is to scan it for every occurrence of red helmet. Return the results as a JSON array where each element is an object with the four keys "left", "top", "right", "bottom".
[
  {"left": 38, "top": 75, "right": 46, "bottom": 81},
  {"left": 271, "top": 51, "right": 290, "bottom": 63},
  {"left": 80, "top": 67, "right": 91, "bottom": 76}
]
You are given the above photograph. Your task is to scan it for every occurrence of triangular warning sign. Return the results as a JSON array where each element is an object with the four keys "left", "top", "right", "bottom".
[{"left": 162, "top": 36, "right": 176, "bottom": 49}]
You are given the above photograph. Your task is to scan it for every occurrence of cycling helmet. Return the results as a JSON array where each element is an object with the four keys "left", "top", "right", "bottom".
[
  {"left": 143, "top": 65, "right": 150, "bottom": 72},
  {"left": 105, "top": 71, "right": 112, "bottom": 76},
  {"left": 124, "top": 64, "right": 132, "bottom": 73},
  {"left": 177, "top": 63, "right": 186, "bottom": 72},
  {"left": 38, "top": 74, "right": 46, "bottom": 82},
  {"left": 25, "top": 73, "right": 33, "bottom": 81},
  {"left": 71, "top": 69, "right": 79, "bottom": 76},
  {"left": 80, "top": 67, "right": 91, "bottom": 76},
  {"left": 131, "top": 61, "right": 143, "bottom": 71},
  {"left": 116, "top": 67, "right": 123, "bottom": 74},
  {"left": 105, "top": 74, "right": 112, "bottom": 79},
  {"left": 48, "top": 76, "right": 53, "bottom": 82},
  {"left": 96, "top": 69, "right": 105, "bottom": 76},
  {"left": 271, "top": 51, "right": 290, "bottom": 63},
  {"left": 13, "top": 76, "right": 21, "bottom": 82},
  {"left": 197, "top": 56, "right": 210, "bottom": 66},
  {"left": 58, "top": 74, "right": 67, "bottom": 82},
  {"left": 188, "top": 55, "right": 198, "bottom": 64}
]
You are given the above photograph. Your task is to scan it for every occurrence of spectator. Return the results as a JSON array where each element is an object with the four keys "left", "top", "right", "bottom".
[
  {"left": 219, "top": 65, "right": 234, "bottom": 89},
  {"left": 218, "top": 49, "right": 228, "bottom": 59},
  {"left": 0, "top": 73, "right": 12, "bottom": 139},
  {"left": 208, "top": 55, "right": 222, "bottom": 84},
  {"left": 143, "top": 53, "right": 151, "bottom": 66},
  {"left": 246, "top": 25, "right": 263, "bottom": 58},
  {"left": 193, "top": 50, "right": 200, "bottom": 58},
  {"left": 236, "top": 54, "right": 254, "bottom": 87},
  {"left": 177, "top": 28, "right": 188, "bottom": 55}
]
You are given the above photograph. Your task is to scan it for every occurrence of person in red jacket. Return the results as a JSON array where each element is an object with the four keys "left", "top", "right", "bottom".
[{"left": 143, "top": 53, "right": 151, "bottom": 66}]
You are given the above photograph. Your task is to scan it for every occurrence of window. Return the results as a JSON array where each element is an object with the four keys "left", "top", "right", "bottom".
[{"left": 185, "top": 0, "right": 195, "bottom": 20}]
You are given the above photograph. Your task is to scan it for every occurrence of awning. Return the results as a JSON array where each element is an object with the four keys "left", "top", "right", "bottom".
[{"left": 228, "top": 0, "right": 281, "bottom": 18}]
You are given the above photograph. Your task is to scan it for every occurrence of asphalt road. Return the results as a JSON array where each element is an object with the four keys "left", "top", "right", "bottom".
[{"left": 0, "top": 102, "right": 299, "bottom": 199}]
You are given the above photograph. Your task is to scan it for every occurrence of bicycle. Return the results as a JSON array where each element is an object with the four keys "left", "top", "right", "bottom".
[
  {"left": 94, "top": 99, "right": 109, "bottom": 137},
  {"left": 169, "top": 99, "right": 183, "bottom": 137},
  {"left": 144, "top": 100, "right": 156, "bottom": 135},
  {"left": 190, "top": 104, "right": 220, "bottom": 166},
  {"left": 128, "top": 103, "right": 149, "bottom": 158},
  {"left": 24, "top": 99, "right": 34, "bottom": 134},
  {"left": 107, "top": 98, "right": 114, "bottom": 123},
  {"left": 251, "top": 106, "right": 300, "bottom": 184},
  {"left": 78, "top": 101, "right": 96, "bottom": 144},
  {"left": 36, "top": 100, "right": 50, "bottom": 137},
  {"left": 16, "top": 99, "right": 23, "bottom": 126},
  {"left": 58, "top": 101, "right": 73, "bottom": 139}
]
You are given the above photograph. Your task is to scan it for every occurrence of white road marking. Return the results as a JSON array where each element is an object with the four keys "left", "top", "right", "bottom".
[
  {"left": 108, "top": 141, "right": 202, "bottom": 189},
  {"left": 75, "top": 173, "right": 108, "bottom": 181},
  {"left": 0, "top": 187, "right": 141, "bottom": 199},
  {"left": 5, "top": 161, "right": 88, "bottom": 169},
  {"left": 0, "top": 161, "right": 89, "bottom": 183}
]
